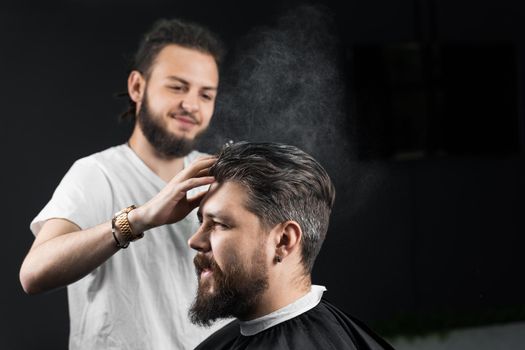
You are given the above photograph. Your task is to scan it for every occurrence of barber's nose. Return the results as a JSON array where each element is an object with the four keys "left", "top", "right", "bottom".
[
  {"left": 181, "top": 94, "right": 199, "bottom": 113},
  {"left": 188, "top": 226, "right": 210, "bottom": 252}
]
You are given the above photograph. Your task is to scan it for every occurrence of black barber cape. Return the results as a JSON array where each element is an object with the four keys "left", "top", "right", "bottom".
[{"left": 194, "top": 299, "right": 395, "bottom": 350}]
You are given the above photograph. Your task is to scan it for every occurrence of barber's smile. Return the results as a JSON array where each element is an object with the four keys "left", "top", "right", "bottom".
[{"left": 171, "top": 114, "right": 198, "bottom": 127}]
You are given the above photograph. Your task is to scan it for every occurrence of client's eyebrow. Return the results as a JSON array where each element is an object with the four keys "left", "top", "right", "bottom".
[{"left": 199, "top": 209, "right": 234, "bottom": 224}]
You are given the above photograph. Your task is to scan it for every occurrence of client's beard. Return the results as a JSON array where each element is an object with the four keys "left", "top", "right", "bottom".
[
  {"left": 189, "top": 251, "right": 269, "bottom": 327},
  {"left": 137, "top": 93, "right": 205, "bottom": 158}
]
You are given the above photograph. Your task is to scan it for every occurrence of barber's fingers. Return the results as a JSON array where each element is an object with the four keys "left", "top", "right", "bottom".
[
  {"left": 175, "top": 176, "right": 215, "bottom": 196},
  {"left": 171, "top": 157, "right": 217, "bottom": 183},
  {"left": 195, "top": 167, "right": 212, "bottom": 178},
  {"left": 186, "top": 190, "right": 208, "bottom": 212}
]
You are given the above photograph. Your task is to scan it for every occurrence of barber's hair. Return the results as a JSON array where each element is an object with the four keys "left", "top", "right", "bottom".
[
  {"left": 121, "top": 18, "right": 225, "bottom": 120},
  {"left": 210, "top": 142, "right": 336, "bottom": 273}
]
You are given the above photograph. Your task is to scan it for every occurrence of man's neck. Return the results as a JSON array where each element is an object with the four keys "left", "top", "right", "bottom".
[
  {"left": 128, "top": 125, "right": 185, "bottom": 182},
  {"left": 238, "top": 285, "right": 326, "bottom": 336},
  {"left": 244, "top": 277, "right": 312, "bottom": 321}
]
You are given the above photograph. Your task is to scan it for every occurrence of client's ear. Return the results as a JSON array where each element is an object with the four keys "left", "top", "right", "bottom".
[{"left": 273, "top": 221, "right": 302, "bottom": 262}]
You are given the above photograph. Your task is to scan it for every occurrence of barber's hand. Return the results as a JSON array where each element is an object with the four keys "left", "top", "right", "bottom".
[{"left": 128, "top": 156, "right": 216, "bottom": 233}]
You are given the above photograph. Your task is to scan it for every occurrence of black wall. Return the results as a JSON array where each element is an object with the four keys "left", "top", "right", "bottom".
[{"left": 3, "top": 1, "right": 525, "bottom": 349}]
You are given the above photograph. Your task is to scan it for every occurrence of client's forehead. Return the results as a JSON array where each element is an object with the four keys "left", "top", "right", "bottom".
[{"left": 198, "top": 181, "right": 247, "bottom": 218}]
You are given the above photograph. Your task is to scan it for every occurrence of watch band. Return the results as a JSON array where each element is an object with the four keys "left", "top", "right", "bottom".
[{"left": 112, "top": 205, "right": 143, "bottom": 249}]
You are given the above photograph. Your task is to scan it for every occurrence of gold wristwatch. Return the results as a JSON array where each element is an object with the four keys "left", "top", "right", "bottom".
[{"left": 112, "top": 205, "right": 144, "bottom": 248}]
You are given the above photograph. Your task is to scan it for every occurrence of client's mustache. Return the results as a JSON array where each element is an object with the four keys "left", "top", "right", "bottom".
[{"left": 193, "top": 254, "right": 221, "bottom": 275}]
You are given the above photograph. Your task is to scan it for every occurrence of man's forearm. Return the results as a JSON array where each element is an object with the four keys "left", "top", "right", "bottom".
[
  {"left": 20, "top": 156, "right": 216, "bottom": 294},
  {"left": 20, "top": 220, "right": 120, "bottom": 294}
]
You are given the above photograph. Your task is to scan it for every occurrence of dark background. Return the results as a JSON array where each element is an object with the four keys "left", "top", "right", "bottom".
[{"left": 3, "top": 0, "right": 525, "bottom": 349}]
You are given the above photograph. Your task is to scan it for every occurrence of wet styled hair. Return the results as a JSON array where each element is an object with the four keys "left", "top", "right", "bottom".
[{"left": 210, "top": 142, "right": 336, "bottom": 273}]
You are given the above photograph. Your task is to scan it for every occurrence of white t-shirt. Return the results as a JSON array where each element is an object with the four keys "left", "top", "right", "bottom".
[{"left": 31, "top": 144, "right": 227, "bottom": 350}]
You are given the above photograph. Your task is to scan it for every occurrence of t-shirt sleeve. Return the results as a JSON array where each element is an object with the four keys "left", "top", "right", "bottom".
[{"left": 30, "top": 158, "right": 113, "bottom": 236}]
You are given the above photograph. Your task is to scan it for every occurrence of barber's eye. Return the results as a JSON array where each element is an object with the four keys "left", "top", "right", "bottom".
[
  {"left": 201, "top": 93, "right": 214, "bottom": 101},
  {"left": 170, "top": 85, "right": 186, "bottom": 92}
]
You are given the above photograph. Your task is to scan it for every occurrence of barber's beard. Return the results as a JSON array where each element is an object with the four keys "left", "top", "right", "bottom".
[
  {"left": 189, "top": 250, "right": 269, "bottom": 327},
  {"left": 137, "top": 94, "right": 204, "bottom": 158}
]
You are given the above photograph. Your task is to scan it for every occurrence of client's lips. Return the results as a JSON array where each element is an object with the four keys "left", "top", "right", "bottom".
[
  {"left": 194, "top": 253, "right": 214, "bottom": 280},
  {"left": 200, "top": 268, "right": 212, "bottom": 279}
]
